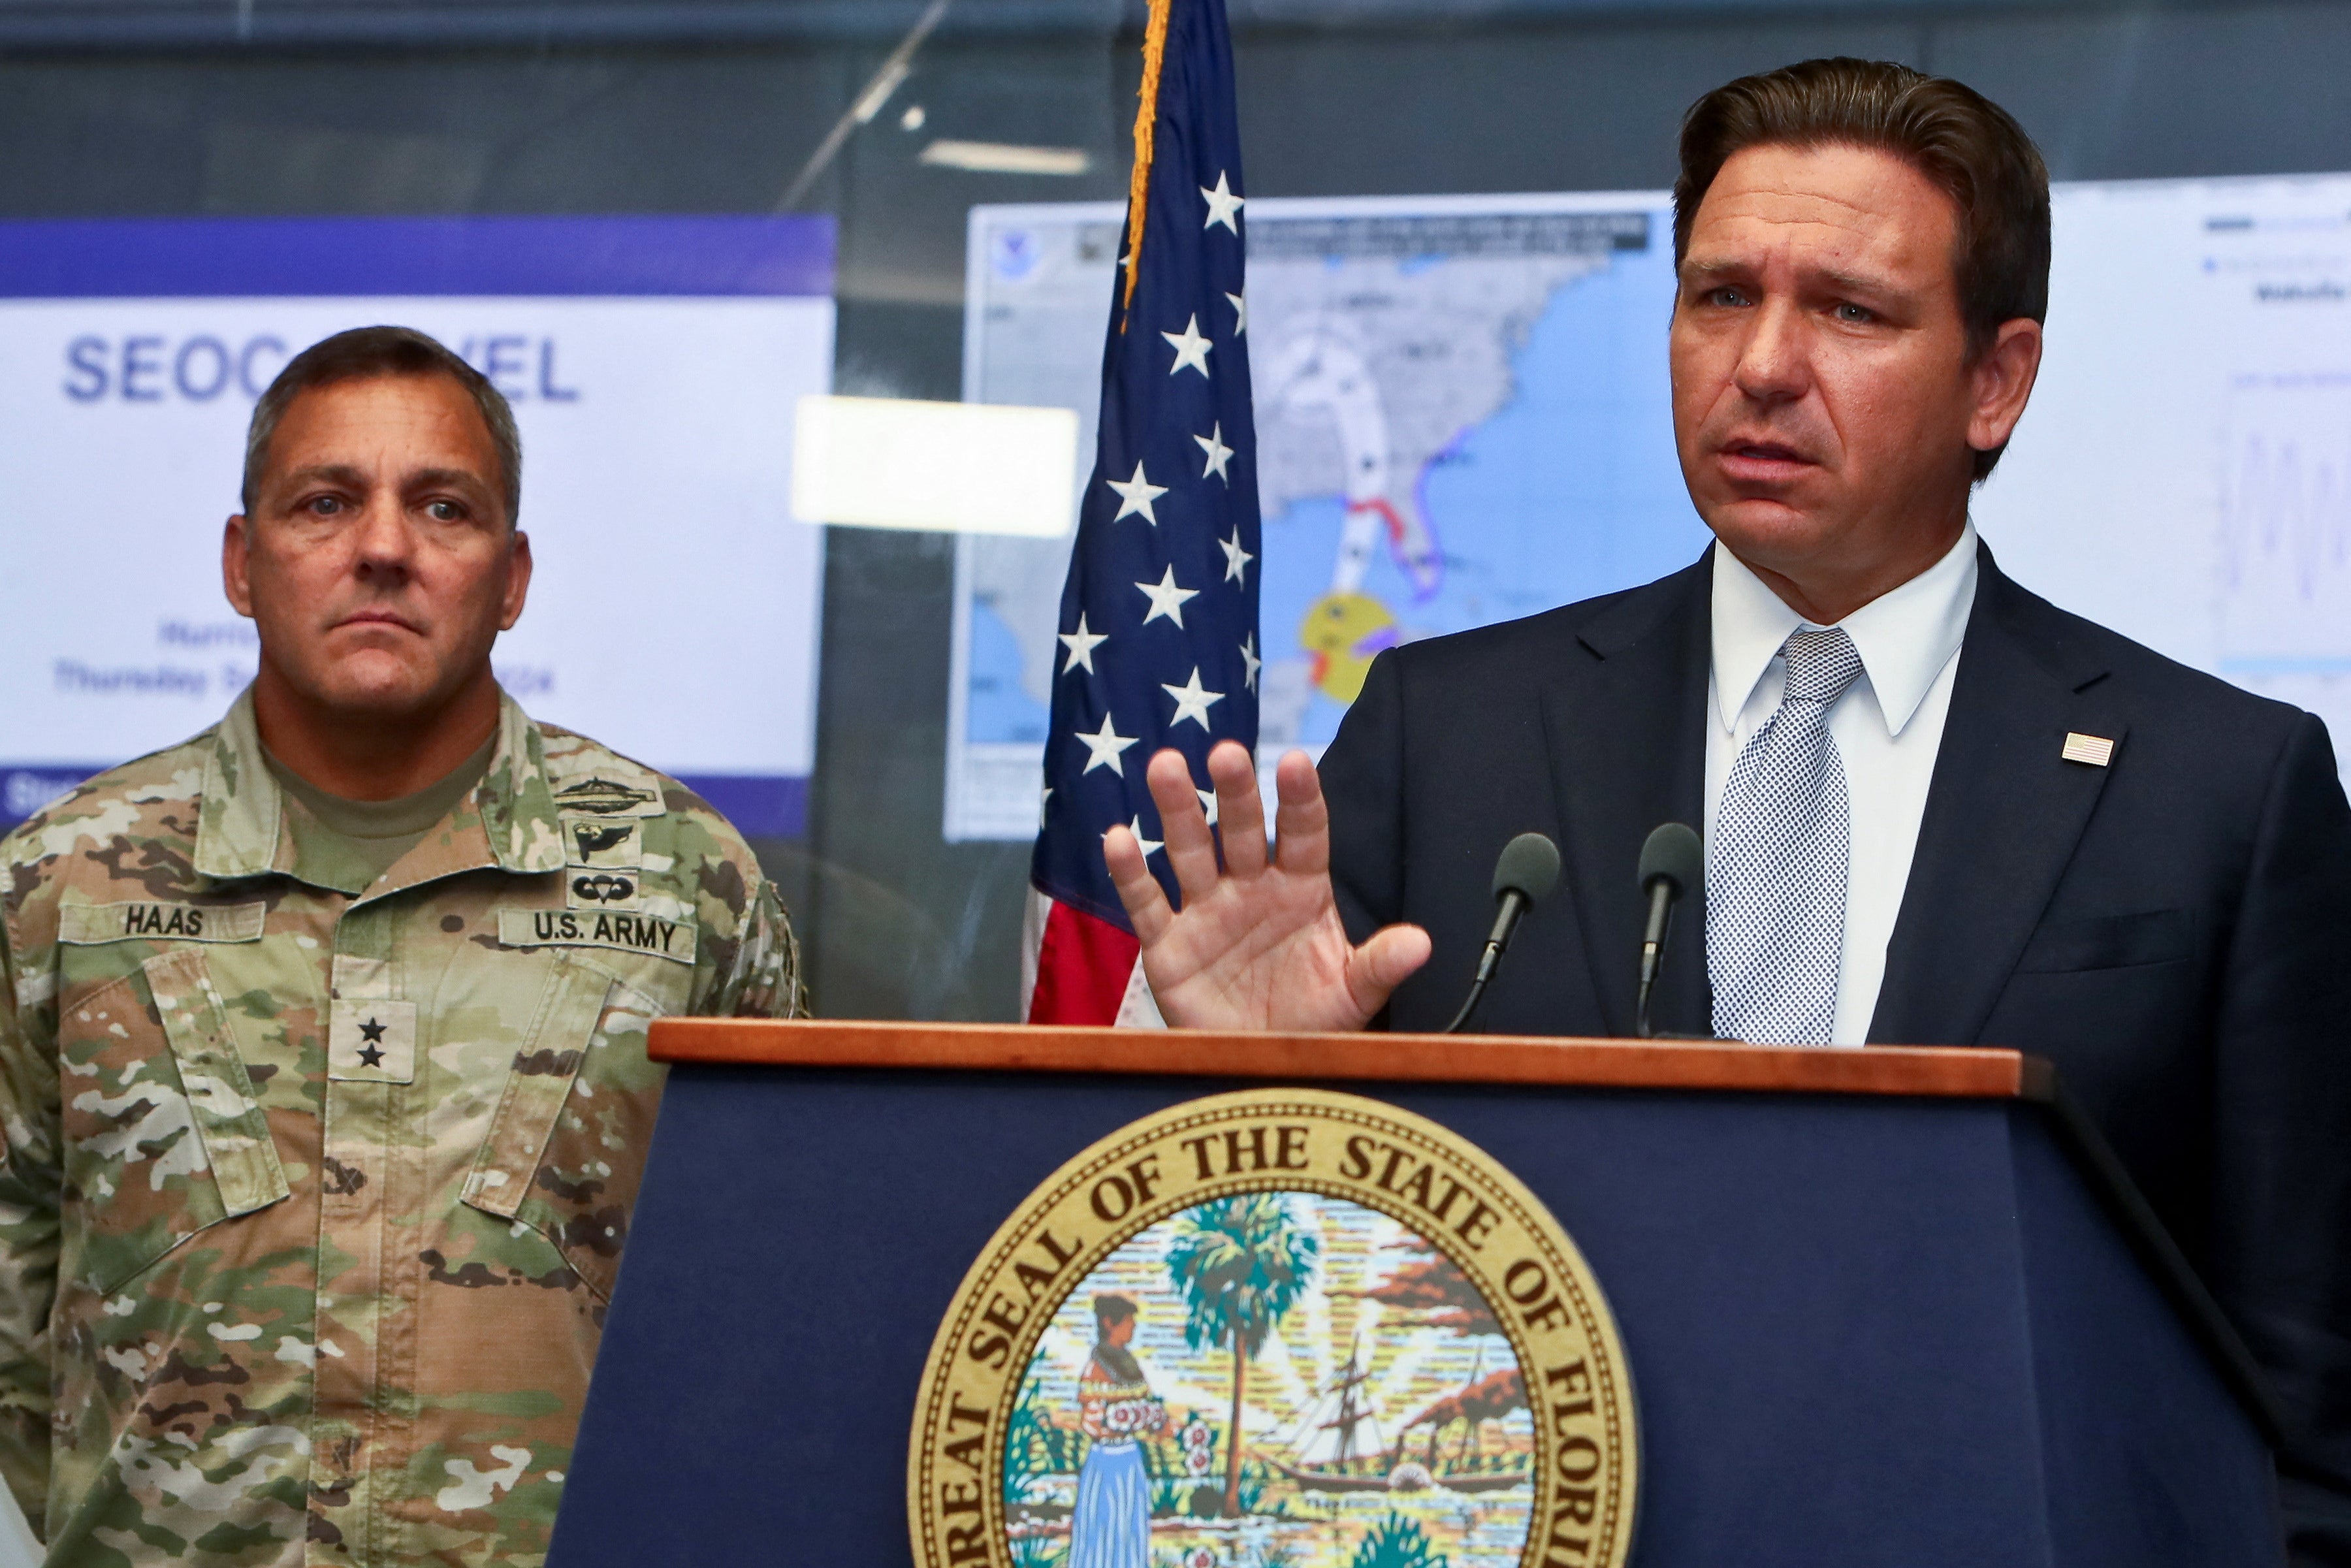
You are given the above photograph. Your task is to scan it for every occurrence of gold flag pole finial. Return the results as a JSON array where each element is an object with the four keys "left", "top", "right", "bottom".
[{"left": 1121, "top": 0, "right": 1175, "bottom": 322}]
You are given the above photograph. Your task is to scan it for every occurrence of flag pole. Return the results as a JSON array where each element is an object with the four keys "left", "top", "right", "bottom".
[{"left": 1121, "top": 0, "right": 1175, "bottom": 321}]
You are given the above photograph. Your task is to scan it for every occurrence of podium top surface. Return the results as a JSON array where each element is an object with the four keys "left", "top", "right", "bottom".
[
  {"left": 649, "top": 1017, "right": 2285, "bottom": 1443},
  {"left": 652, "top": 1017, "right": 2055, "bottom": 1102}
]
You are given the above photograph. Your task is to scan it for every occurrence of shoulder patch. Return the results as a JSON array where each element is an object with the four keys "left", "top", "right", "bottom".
[
  {"left": 59, "top": 901, "right": 266, "bottom": 945},
  {"left": 563, "top": 816, "right": 644, "bottom": 868},
  {"left": 549, "top": 776, "right": 664, "bottom": 819}
]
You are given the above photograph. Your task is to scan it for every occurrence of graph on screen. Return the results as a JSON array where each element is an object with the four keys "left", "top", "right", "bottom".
[
  {"left": 2218, "top": 372, "right": 2351, "bottom": 665},
  {"left": 1974, "top": 176, "right": 2351, "bottom": 779}
]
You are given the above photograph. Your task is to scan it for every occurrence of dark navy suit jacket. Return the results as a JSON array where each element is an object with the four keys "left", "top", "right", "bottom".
[{"left": 1322, "top": 543, "right": 2351, "bottom": 1561}]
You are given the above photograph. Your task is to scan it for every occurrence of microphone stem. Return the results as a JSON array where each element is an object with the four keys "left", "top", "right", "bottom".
[
  {"left": 1441, "top": 972, "right": 1490, "bottom": 1036},
  {"left": 1635, "top": 880, "right": 1675, "bottom": 1039},
  {"left": 1444, "top": 891, "right": 1527, "bottom": 1034}
]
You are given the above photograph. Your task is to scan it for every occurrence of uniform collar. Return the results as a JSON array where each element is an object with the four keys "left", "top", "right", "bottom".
[
  {"left": 193, "top": 688, "right": 287, "bottom": 882},
  {"left": 1710, "top": 519, "right": 1978, "bottom": 739},
  {"left": 194, "top": 685, "right": 567, "bottom": 888},
  {"left": 475, "top": 690, "right": 568, "bottom": 877}
]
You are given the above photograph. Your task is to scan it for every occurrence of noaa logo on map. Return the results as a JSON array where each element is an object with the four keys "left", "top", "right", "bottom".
[
  {"left": 908, "top": 1089, "right": 1637, "bottom": 1568},
  {"left": 992, "top": 229, "right": 1041, "bottom": 281}
]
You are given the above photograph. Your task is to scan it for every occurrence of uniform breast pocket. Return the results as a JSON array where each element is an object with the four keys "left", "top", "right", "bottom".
[
  {"left": 2013, "top": 908, "right": 2195, "bottom": 974},
  {"left": 458, "top": 955, "right": 672, "bottom": 1302},
  {"left": 57, "top": 948, "right": 291, "bottom": 1296}
]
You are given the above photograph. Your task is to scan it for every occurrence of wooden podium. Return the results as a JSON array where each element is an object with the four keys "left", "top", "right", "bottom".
[{"left": 547, "top": 1022, "right": 2284, "bottom": 1568}]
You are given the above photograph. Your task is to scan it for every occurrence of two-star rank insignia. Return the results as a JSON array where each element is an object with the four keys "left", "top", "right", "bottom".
[{"left": 330, "top": 999, "right": 418, "bottom": 1083}]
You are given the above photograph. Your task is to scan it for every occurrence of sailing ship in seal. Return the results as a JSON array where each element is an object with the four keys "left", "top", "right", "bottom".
[{"left": 1264, "top": 1335, "right": 1531, "bottom": 1496}]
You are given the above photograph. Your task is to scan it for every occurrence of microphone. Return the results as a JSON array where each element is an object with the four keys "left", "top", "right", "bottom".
[
  {"left": 1634, "top": 823, "right": 1703, "bottom": 1039},
  {"left": 1441, "top": 833, "right": 1561, "bottom": 1035}
]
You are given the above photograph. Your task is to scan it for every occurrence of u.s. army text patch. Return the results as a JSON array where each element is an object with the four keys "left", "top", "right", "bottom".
[{"left": 498, "top": 908, "right": 696, "bottom": 964}]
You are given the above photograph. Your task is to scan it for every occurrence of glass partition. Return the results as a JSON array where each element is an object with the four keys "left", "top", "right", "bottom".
[{"left": 1, "top": 0, "right": 2346, "bottom": 1030}]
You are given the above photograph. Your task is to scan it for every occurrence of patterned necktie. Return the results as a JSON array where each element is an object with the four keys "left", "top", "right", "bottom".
[{"left": 1708, "top": 626, "right": 1866, "bottom": 1044}]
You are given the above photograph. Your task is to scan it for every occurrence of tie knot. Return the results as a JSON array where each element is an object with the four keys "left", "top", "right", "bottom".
[{"left": 1782, "top": 626, "right": 1863, "bottom": 705}]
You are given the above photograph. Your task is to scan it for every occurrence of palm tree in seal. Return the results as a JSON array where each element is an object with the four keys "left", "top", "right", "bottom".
[{"left": 1164, "top": 1194, "right": 1319, "bottom": 1518}]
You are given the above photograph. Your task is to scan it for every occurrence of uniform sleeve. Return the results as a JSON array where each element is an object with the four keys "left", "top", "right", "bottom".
[
  {"left": 0, "top": 876, "right": 60, "bottom": 1535},
  {"left": 2207, "top": 712, "right": 2351, "bottom": 1566},
  {"left": 701, "top": 872, "right": 807, "bottom": 1021}
]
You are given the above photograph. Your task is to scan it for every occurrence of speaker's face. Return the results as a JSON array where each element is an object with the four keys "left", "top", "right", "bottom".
[{"left": 1669, "top": 141, "right": 2038, "bottom": 620}]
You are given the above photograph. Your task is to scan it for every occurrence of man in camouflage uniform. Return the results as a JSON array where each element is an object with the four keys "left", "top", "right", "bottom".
[{"left": 0, "top": 326, "right": 803, "bottom": 1565}]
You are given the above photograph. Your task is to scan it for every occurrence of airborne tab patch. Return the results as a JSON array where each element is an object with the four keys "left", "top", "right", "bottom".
[
  {"left": 498, "top": 908, "right": 696, "bottom": 965},
  {"left": 59, "top": 901, "right": 267, "bottom": 945}
]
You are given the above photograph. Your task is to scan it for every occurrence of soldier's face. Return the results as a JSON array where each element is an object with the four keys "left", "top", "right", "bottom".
[{"left": 225, "top": 374, "right": 530, "bottom": 720}]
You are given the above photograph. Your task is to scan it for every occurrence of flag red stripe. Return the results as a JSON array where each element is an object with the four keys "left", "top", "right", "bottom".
[{"left": 1027, "top": 899, "right": 1140, "bottom": 1025}]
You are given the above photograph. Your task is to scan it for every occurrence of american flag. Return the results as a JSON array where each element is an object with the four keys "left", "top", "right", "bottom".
[{"left": 1026, "top": 0, "right": 1259, "bottom": 1025}]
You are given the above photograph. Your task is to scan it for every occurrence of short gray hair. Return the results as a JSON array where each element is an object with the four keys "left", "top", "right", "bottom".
[{"left": 241, "top": 325, "right": 523, "bottom": 526}]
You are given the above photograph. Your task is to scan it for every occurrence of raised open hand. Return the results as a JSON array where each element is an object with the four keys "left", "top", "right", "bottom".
[{"left": 1102, "top": 739, "right": 1431, "bottom": 1031}]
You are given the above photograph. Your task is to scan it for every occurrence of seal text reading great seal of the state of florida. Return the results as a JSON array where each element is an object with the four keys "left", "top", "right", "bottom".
[{"left": 908, "top": 1089, "right": 1639, "bottom": 1568}]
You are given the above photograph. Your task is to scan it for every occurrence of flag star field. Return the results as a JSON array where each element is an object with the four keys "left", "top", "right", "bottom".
[{"left": 1029, "top": 0, "right": 1261, "bottom": 932}]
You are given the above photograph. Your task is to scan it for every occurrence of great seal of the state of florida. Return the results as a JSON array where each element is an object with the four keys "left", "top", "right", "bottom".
[{"left": 908, "top": 1089, "right": 1638, "bottom": 1568}]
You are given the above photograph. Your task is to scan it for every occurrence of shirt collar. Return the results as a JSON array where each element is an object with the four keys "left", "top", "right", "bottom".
[
  {"left": 194, "top": 684, "right": 566, "bottom": 885},
  {"left": 1710, "top": 520, "right": 1979, "bottom": 739}
]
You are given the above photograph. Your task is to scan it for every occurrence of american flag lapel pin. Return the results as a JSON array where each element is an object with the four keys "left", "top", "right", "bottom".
[{"left": 2061, "top": 731, "right": 2116, "bottom": 767}]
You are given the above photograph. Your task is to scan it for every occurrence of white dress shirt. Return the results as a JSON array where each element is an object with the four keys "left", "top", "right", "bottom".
[{"left": 1703, "top": 523, "right": 1979, "bottom": 1045}]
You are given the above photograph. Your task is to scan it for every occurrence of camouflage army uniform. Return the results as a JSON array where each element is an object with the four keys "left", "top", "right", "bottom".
[{"left": 0, "top": 688, "right": 803, "bottom": 1565}]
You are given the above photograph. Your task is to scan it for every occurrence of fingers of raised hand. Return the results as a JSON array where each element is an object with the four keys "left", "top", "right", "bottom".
[
  {"left": 1144, "top": 749, "right": 1221, "bottom": 906},
  {"left": 1207, "top": 740, "right": 1268, "bottom": 877},
  {"left": 1343, "top": 923, "right": 1433, "bottom": 1021},
  {"left": 1103, "top": 822, "right": 1174, "bottom": 946},
  {"left": 1271, "top": 749, "right": 1332, "bottom": 876}
]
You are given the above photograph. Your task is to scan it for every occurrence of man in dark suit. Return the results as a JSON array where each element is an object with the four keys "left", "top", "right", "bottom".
[{"left": 1105, "top": 57, "right": 2351, "bottom": 1563}]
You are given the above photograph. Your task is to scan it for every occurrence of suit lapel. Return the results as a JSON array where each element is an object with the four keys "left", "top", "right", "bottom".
[
  {"left": 1539, "top": 555, "right": 1714, "bottom": 1036},
  {"left": 1868, "top": 549, "right": 2128, "bottom": 1045}
]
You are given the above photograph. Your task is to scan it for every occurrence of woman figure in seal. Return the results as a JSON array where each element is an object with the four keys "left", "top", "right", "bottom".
[{"left": 1068, "top": 1293, "right": 1167, "bottom": 1568}]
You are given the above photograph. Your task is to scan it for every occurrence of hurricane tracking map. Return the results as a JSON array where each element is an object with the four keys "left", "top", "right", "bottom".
[
  {"left": 946, "top": 194, "right": 1703, "bottom": 838},
  {"left": 947, "top": 178, "right": 2351, "bottom": 840}
]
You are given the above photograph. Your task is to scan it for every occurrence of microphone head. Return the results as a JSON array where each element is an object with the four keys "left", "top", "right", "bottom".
[
  {"left": 1638, "top": 822, "right": 1703, "bottom": 897},
  {"left": 1492, "top": 832, "right": 1561, "bottom": 904}
]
